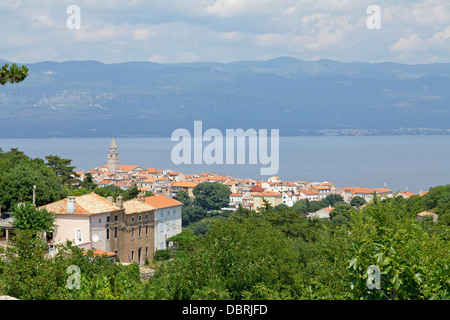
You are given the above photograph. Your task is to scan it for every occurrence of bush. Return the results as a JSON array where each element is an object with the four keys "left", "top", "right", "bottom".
[{"left": 153, "top": 249, "right": 171, "bottom": 261}]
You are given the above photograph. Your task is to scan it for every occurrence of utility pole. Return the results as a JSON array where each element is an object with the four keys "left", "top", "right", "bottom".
[{"left": 33, "top": 185, "right": 36, "bottom": 205}]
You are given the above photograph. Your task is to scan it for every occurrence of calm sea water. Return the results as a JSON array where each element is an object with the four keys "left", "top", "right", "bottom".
[{"left": 0, "top": 135, "right": 449, "bottom": 194}]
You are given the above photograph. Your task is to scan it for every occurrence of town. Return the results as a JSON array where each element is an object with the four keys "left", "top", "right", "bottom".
[{"left": 0, "top": 138, "right": 429, "bottom": 267}]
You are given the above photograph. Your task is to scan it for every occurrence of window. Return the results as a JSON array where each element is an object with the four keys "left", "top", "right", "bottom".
[
  {"left": 139, "top": 215, "right": 142, "bottom": 222},
  {"left": 131, "top": 217, "right": 135, "bottom": 223},
  {"left": 114, "top": 227, "right": 118, "bottom": 239},
  {"left": 131, "top": 228, "right": 135, "bottom": 239},
  {"left": 76, "top": 230, "right": 82, "bottom": 244},
  {"left": 145, "top": 246, "right": 148, "bottom": 257},
  {"left": 114, "top": 214, "right": 118, "bottom": 222},
  {"left": 106, "top": 216, "right": 110, "bottom": 223},
  {"left": 139, "top": 226, "right": 142, "bottom": 237},
  {"left": 106, "top": 228, "right": 110, "bottom": 240},
  {"left": 131, "top": 250, "right": 134, "bottom": 261},
  {"left": 99, "top": 218, "right": 102, "bottom": 224},
  {"left": 145, "top": 214, "right": 149, "bottom": 221},
  {"left": 145, "top": 225, "right": 148, "bottom": 236}
]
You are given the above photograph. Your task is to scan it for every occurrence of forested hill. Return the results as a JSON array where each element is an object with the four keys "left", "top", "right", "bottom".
[{"left": 1, "top": 57, "right": 450, "bottom": 138}]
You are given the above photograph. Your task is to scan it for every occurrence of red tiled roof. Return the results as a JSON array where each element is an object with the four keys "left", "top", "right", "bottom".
[{"left": 145, "top": 195, "right": 182, "bottom": 209}]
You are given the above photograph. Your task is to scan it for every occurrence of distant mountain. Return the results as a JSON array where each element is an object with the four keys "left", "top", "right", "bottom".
[{"left": 0, "top": 57, "right": 449, "bottom": 138}]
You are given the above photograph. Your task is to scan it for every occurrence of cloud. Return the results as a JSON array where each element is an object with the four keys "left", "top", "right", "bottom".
[
  {"left": 390, "top": 26, "right": 450, "bottom": 53},
  {"left": 1, "top": 1, "right": 450, "bottom": 64}
]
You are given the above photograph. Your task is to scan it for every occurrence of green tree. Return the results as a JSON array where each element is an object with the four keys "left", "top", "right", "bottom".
[
  {"left": 0, "top": 63, "right": 28, "bottom": 85},
  {"left": 347, "top": 194, "right": 449, "bottom": 300},
  {"left": 0, "top": 149, "right": 67, "bottom": 211},
  {"left": 193, "top": 182, "right": 231, "bottom": 211},
  {"left": 81, "top": 172, "right": 97, "bottom": 190},
  {"left": 153, "top": 217, "right": 302, "bottom": 300},
  {"left": 350, "top": 196, "right": 366, "bottom": 207},
  {"left": 329, "top": 203, "right": 358, "bottom": 225},
  {"left": 322, "top": 194, "right": 344, "bottom": 207},
  {"left": 45, "top": 155, "right": 79, "bottom": 187},
  {"left": 176, "top": 190, "right": 191, "bottom": 206},
  {"left": 11, "top": 202, "right": 55, "bottom": 234}
]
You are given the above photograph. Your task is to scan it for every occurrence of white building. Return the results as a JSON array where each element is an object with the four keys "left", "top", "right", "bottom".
[
  {"left": 145, "top": 195, "right": 183, "bottom": 251},
  {"left": 40, "top": 193, "right": 123, "bottom": 252}
]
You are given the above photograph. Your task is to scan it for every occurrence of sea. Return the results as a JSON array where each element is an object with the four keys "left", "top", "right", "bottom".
[{"left": 0, "top": 135, "right": 449, "bottom": 194}]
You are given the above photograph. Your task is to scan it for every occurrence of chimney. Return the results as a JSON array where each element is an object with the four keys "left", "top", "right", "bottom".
[
  {"left": 116, "top": 195, "right": 123, "bottom": 208},
  {"left": 106, "top": 196, "right": 114, "bottom": 203},
  {"left": 67, "top": 196, "right": 76, "bottom": 214},
  {"left": 137, "top": 192, "right": 145, "bottom": 203}
]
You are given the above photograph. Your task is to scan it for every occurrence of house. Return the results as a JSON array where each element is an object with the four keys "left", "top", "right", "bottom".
[
  {"left": 40, "top": 193, "right": 124, "bottom": 253},
  {"left": 40, "top": 192, "right": 157, "bottom": 265},
  {"left": 308, "top": 207, "right": 334, "bottom": 219},
  {"left": 225, "top": 180, "right": 239, "bottom": 193},
  {"left": 342, "top": 187, "right": 393, "bottom": 202},
  {"left": 118, "top": 194, "right": 156, "bottom": 265},
  {"left": 145, "top": 195, "right": 183, "bottom": 251},
  {"left": 268, "top": 176, "right": 281, "bottom": 183},
  {"left": 252, "top": 191, "right": 282, "bottom": 211},
  {"left": 172, "top": 181, "right": 198, "bottom": 197},
  {"left": 416, "top": 211, "right": 439, "bottom": 222},
  {"left": 299, "top": 190, "right": 319, "bottom": 201},
  {"left": 0, "top": 216, "right": 15, "bottom": 249},
  {"left": 229, "top": 193, "right": 245, "bottom": 206},
  {"left": 309, "top": 185, "right": 331, "bottom": 200},
  {"left": 282, "top": 192, "right": 301, "bottom": 207}
]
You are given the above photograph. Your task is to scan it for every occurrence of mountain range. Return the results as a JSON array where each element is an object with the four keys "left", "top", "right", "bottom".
[{"left": 0, "top": 56, "right": 449, "bottom": 138}]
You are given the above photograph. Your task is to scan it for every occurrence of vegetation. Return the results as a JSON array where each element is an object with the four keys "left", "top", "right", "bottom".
[
  {"left": 0, "top": 149, "right": 448, "bottom": 300},
  {"left": 0, "top": 63, "right": 28, "bottom": 85},
  {"left": 0, "top": 149, "right": 68, "bottom": 211}
]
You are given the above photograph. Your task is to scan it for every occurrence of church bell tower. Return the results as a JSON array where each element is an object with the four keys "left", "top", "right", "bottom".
[{"left": 108, "top": 137, "right": 119, "bottom": 173}]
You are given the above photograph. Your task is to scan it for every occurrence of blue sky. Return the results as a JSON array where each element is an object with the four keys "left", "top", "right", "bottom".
[{"left": 1, "top": 0, "right": 450, "bottom": 64}]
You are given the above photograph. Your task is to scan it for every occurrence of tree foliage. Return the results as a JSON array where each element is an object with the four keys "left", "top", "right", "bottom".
[
  {"left": 193, "top": 182, "right": 231, "bottom": 211},
  {"left": 11, "top": 202, "right": 55, "bottom": 234},
  {"left": 0, "top": 149, "right": 67, "bottom": 211},
  {"left": 0, "top": 63, "right": 28, "bottom": 85}
]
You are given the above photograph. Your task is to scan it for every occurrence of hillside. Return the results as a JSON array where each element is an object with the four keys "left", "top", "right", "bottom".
[{"left": 0, "top": 57, "right": 449, "bottom": 138}]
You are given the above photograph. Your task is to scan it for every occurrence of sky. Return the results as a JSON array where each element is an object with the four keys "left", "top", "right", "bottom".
[{"left": 1, "top": 0, "right": 450, "bottom": 65}]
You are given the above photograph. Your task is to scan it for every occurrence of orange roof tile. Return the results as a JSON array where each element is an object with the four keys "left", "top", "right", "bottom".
[
  {"left": 301, "top": 190, "right": 318, "bottom": 195},
  {"left": 173, "top": 181, "right": 198, "bottom": 188},
  {"left": 253, "top": 191, "right": 282, "bottom": 197},
  {"left": 145, "top": 195, "right": 182, "bottom": 209},
  {"left": 83, "top": 249, "right": 117, "bottom": 257},
  {"left": 230, "top": 193, "right": 244, "bottom": 197},
  {"left": 40, "top": 193, "right": 122, "bottom": 215}
]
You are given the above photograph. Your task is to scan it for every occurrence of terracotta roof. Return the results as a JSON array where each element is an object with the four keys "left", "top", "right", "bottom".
[
  {"left": 145, "top": 195, "right": 182, "bottom": 209},
  {"left": 253, "top": 191, "right": 282, "bottom": 197},
  {"left": 250, "top": 185, "right": 265, "bottom": 192},
  {"left": 40, "top": 193, "right": 122, "bottom": 215},
  {"left": 312, "top": 185, "right": 331, "bottom": 190},
  {"left": 173, "top": 181, "right": 198, "bottom": 188},
  {"left": 417, "top": 211, "right": 435, "bottom": 217},
  {"left": 83, "top": 249, "right": 117, "bottom": 258},
  {"left": 230, "top": 193, "right": 244, "bottom": 197},
  {"left": 343, "top": 187, "right": 392, "bottom": 194},
  {"left": 123, "top": 199, "right": 156, "bottom": 214},
  {"left": 119, "top": 165, "right": 141, "bottom": 172},
  {"left": 301, "top": 190, "right": 318, "bottom": 195}
]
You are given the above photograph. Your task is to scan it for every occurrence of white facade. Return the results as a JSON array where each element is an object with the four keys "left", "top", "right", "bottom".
[
  {"left": 282, "top": 192, "right": 301, "bottom": 207},
  {"left": 154, "top": 205, "right": 182, "bottom": 251}
]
